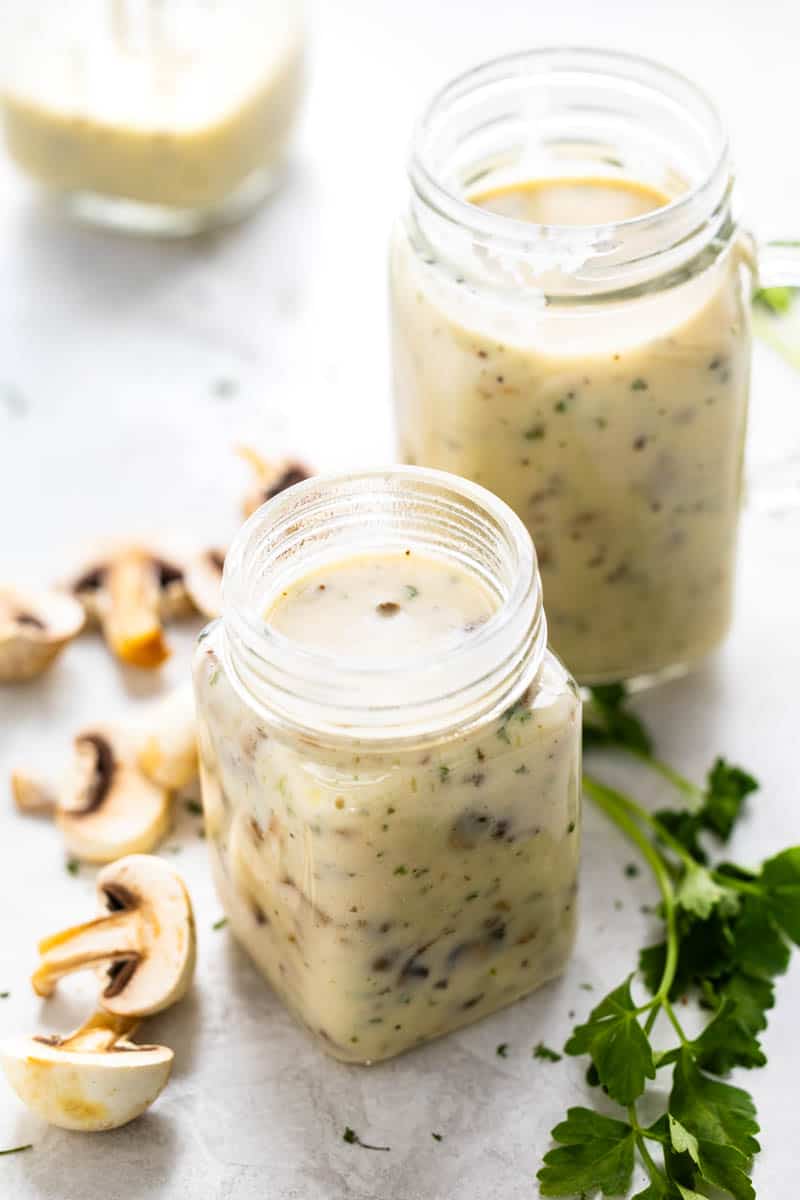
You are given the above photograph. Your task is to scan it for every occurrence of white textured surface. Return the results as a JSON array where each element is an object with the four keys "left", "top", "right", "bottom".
[{"left": 1, "top": 1, "right": 800, "bottom": 1197}]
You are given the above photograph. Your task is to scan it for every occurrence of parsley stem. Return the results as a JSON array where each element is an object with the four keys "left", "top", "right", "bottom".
[
  {"left": 663, "top": 998, "right": 689, "bottom": 1046},
  {"left": 635, "top": 1127, "right": 666, "bottom": 1184},
  {"left": 630, "top": 747, "right": 704, "bottom": 804},
  {"left": 583, "top": 774, "right": 680, "bottom": 1021}
]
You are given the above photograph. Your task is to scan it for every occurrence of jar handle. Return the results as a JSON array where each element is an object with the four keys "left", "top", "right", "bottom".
[{"left": 756, "top": 239, "right": 800, "bottom": 288}]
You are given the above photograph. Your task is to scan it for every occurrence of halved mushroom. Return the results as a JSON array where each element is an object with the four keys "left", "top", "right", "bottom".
[
  {"left": 0, "top": 587, "right": 84, "bottom": 683},
  {"left": 135, "top": 683, "right": 198, "bottom": 791},
  {"left": 238, "top": 446, "right": 312, "bottom": 518},
  {"left": 184, "top": 548, "right": 226, "bottom": 620},
  {"left": 69, "top": 546, "right": 193, "bottom": 668},
  {"left": 32, "top": 854, "right": 196, "bottom": 1018},
  {"left": 12, "top": 726, "right": 171, "bottom": 862},
  {"left": 0, "top": 1011, "right": 173, "bottom": 1131}
]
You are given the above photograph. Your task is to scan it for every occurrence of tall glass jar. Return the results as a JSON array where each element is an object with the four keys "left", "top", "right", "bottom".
[
  {"left": 193, "top": 468, "right": 581, "bottom": 1064},
  {"left": 1, "top": 0, "right": 305, "bottom": 235},
  {"left": 390, "top": 49, "right": 778, "bottom": 685}
]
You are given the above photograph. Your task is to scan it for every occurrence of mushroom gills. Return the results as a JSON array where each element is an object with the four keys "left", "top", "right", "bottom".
[
  {"left": 31, "top": 854, "right": 197, "bottom": 1017},
  {"left": 57, "top": 730, "right": 172, "bottom": 862}
]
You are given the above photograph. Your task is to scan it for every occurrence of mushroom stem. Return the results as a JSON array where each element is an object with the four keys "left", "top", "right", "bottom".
[
  {"left": 135, "top": 683, "right": 198, "bottom": 790},
  {"left": 103, "top": 550, "right": 170, "bottom": 669},
  {"left": 33, "top": 910, "right": 142, "bottom": 998},
  {"left": 57, "top": 1011, "right": 140, "bottom": 1053}
]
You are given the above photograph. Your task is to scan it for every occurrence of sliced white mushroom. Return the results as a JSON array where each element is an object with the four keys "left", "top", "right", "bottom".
[
  {"left": 238, "top": 445, "right": 312, "bottom": 518},
  {"left": 0, "top": 587, "right": 84, "bottom": 683},
  {"left": 68, "top": 546, "right": 193, "bottom": 669},
  {"left": 32, "top": 854, "right": 196, "bottom": 1018},
  {"left": 135, "top": 683, "right": 198, "bottom": 791},
  {"left": 184, "top": 549, "right": 226, "bottom": 619},
  {"left": 56, "top": 728, "right": 172, "bottom": 863},
  {"left": 0, "top": 1011, "right": 173, "bottom": 1132}
]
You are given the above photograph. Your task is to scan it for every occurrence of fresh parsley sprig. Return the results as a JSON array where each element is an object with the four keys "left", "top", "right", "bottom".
[{"left": 538, "top": 687, "right": 800, "bottom": 1199}]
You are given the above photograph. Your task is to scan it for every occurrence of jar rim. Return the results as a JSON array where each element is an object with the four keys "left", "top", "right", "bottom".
[
  {"left": 220, "top": 466, "right": 548, "bottom": 745},
  {"left": 407, "top": 47, "right": 733, "bottom": 297}
]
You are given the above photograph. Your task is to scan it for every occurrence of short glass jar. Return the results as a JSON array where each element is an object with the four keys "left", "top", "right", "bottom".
[
  {"left": 390, "top": 49, "right": 795, "bottom": 685},
  {"left": 193, "top": 467, "right": 581, "bottom": 1064},
  {"left": 1, "top": 0, "right": 305, "bottom": 235}
]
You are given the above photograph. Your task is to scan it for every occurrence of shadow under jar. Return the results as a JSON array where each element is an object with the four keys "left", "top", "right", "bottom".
[
  {"left": 192, "top": 467, "right": 581, "bottom": 1064},
  {"left": 390, "top": 48, "right": 757, "bottom": 686},
  {"left": 1, "top": 0, "right": 305, "bottom": 235}
]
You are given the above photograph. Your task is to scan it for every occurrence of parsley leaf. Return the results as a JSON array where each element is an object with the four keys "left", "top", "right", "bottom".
[
  {"left": 689, "top": 998, "right": 766, "bottom": 1075},
  {"left": 565, "top": 978, "right": 654, "bottom": 1105},
  {"left": 702, "top": 760, "right": 758, "bottom": 840},
  {"left": 537, "top": 1108, "right": 635, "bottom": 1197},
  {"left": 670, "top": 1045, "right": 760, "bottom": 1156},
  {"left": 757, "top": 847, "right": 800, "bottom": 944},
  {"left": 583, "top": 684, "right": 653, "bottom": 755},
  {"left": 676, "top": 864, "right": 739, "bottom": 921}
]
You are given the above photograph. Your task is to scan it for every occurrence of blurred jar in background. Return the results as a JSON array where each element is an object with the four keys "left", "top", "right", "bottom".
[{"left": 1, "top": 0, "right": 305, "bottom": 235}]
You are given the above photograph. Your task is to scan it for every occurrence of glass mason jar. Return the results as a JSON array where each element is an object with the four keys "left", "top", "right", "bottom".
[
  {"left": 192, "top": 467, "right": 582, "bottom": 1064},
  {"left": 1, "top": 0, "right": 305, "bottom": 235},
  {"left": 391, "top": 49, "right": 798, "bottom": 686}
]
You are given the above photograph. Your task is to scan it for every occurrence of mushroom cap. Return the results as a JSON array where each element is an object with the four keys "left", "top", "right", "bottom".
[
  {"left": 57, "top": 729, "right": 172, "bottom": 863},
  {"left": 184, "top": 549, "right": 226, "bottom": 620},
  {"left": 93, "top": 855, "right": 196, "bottom": 1017},
  {"left": 0, "top": 1033, "right": 173, "bottom": 1131},
  {"left": 0, "top": 587, "right": 84, "bottom": 683},
  {"left": 135, "top": 684, "right": 198, "bottom": 791}
]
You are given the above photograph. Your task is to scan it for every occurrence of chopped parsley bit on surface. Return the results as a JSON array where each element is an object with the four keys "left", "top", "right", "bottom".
[
  {"left": 554, "top": 399, "right": 568, "bottom": 413},
  {"left": 0, "top": 992, "right": 9, "bottom": 999},
  {"left": 431, "top": 1132, "right": 443, "bottom": 1142},
  {"left": 465, "top": 891, "right": 480, "bottom": 901},
  {"left": 66, "top": 859, "right": 79, "bottom": 876},
  {"left": 567, "top": 821, "right": 576, "bottom": 834},
  {"left": 533, "top": 1042, "right": 562, "bottom": 1063},
  {"left": 212, "top": 917, "right": 228, "bottom": 931},
  {"left": 405, "top": 585, "right": 419, "bottom": 600},
  {"left": 342, "top": 1127, "right": 390, "bottom": 1152},
  {"left": 185, "top": 799, "right": 203, "bottom": 816},
  {"left": 579, "top": 982, "right": 594, "bottom": 992},
  {"left": 624, "top": 862, "right": 640, "bottom": 878},
  {"left": 394, "top": 865, "right": 408, "bottom": 876},
  {"left": 438, "top": 765, "right": 451, "bottom": 783},
  {"left": 0, "top": 1145, "right": 33, "bottom": 1156},
  {"left": 630, "top": 377, "right": 648, "bottom": 390},
  {"left": 525, "top": 423, "right": 546, "bottom": 440},
  {"left": 209, "top": 667, "right": 220, "bottom": 687},
  {"left": 496, "top": 1043, "right": 509, "bottom": 1058},
  {"left": 514, "top": 764, "right": 530, "bottom": 775}
]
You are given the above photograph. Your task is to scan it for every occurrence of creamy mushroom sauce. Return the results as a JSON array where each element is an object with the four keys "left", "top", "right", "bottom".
[
  {"left": 193, "top": 551, "right": 581, "bottom": 1063},
  {"left": 391, "top": 177, "right": 752, "bottom": 682},
  {"left": 2, "top": 2, "right": 303, "bottom": 211}
]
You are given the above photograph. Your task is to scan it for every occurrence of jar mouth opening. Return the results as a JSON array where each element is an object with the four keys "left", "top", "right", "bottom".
[
  {"left": 409, "top": 46, "right": 730, "bottom": 256},
  {"left": 221, "top": 467, "right": 547, "bottom": 742}
]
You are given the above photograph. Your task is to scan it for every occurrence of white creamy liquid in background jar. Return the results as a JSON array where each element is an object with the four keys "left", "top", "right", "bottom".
[
  {"left": 192, "top": 469, "right": 582, "bottom": 1064},
  {"left": 1, "top": 0, "right": 304, "bottom": 226},
  {"left": 391, "top": 50, "right": 756, "bottom": 686}
]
